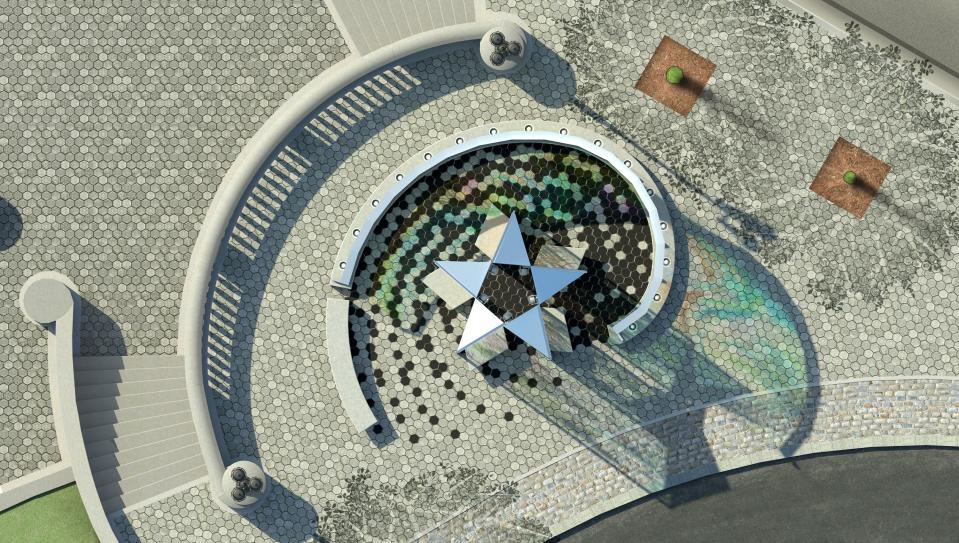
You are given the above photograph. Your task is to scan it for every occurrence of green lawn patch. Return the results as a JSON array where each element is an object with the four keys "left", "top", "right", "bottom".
[{"left": 0, "top": 484, "right": 98, "bottom": 542}]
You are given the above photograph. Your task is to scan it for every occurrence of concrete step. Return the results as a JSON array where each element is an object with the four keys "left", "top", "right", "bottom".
[
  {"left": 78, "top": 398, "right": 192, "bottom": 429},
  {"left": 88, "top": 432, "right": 199, "bottom": 473},
  {"left": 91, "top": 441, "right": 201, "bottom": 486},
  {"left": 96, "top": 453, "right": 205, "bottom": 501},
  {"left": 70, "top": 354, "right": 202, "bottom": 515},
  {"left": 99, "top": 463, "right": 207, "bottom": 513},
  {"left": 74, "top": 366, "right": 184, "bottom": 386},
  {"left": 76, "top": 388, "right": 188, "bottom": 415},
  {"left": 75, "top": 377, "right": 184, "bottom": 400},
  {"left": 74, "top": 355, "right": 183, "bottom": 372},
  {"left": 82, "top": 409, "right": 193, "bottom": 444},
  {"left": 84, "top": 421, "right": 196, "bottom": 459},
  {"left": 329, "top": 0, "right": 474, "bottom": 54}
]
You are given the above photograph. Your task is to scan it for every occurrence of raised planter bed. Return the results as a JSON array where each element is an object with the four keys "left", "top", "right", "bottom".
[
  {"left": 635, "top": 36, "right": 716, "bottom": 116},
  {"left": 810, "top": 137, "right": 891, "bottom": 219}
]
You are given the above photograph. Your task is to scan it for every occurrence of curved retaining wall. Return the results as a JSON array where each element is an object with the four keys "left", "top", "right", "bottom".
[
  {"left": 329, "top": 120, "right": 676, "bottom": 343},
  {"left": 176, "top": 17, "right": 524, "bottom": 507},
  {"left": 0, "top": 462, "right": 74, "bottom": 513},
  {"left": 19, "top": 273, "right": 119, "bottom": 543},
  {"left": 417, "top": 376, "right": 959, "bottom": 540}
]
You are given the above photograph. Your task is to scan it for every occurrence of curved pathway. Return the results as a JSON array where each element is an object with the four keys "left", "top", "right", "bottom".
[
  {"left": 556, "top": 448, "right": 959, "bottom": 542},
  {"left": 423, "top": 377, "right": 959, "bottom": 539}
]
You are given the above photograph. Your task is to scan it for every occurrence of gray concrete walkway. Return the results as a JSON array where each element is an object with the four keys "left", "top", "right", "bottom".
[
  {"left": 555, "top": 448, "right": 959, "bottom": 543},
  {"left": 826, "top": 0, "right": 959, "bottom": 77}
]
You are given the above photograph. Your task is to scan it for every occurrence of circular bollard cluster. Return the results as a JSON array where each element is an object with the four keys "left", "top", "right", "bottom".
[
  {"left": 229, "top": 467, "right": 264, "bottom": 501},
  {"left": 220, "top": 460, "right": 268, "bottom": 510},
  {"left": 480, "top": 22, "right": 529, "bottom": 73},
  {"left": 487, "top": 31, "right": 522, "bottom": 67}
]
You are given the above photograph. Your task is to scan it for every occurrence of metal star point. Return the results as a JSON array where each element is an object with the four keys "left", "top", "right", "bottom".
[{"left": 432, "top": 211, "right": 585, "bottom": 360}]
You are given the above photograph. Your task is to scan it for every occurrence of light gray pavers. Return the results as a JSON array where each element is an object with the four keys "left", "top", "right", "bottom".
[
  {"left": 185, "top": 4, "right": 956, "bottom": 534},
  {"left": 4, "top": 0, "right": 959, "bottom": 541},
  {"left": 0, "top": 1, "right": 349, "bottom": 486}
]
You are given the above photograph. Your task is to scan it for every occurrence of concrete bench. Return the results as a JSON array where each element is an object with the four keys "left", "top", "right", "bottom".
[{"left": 325, "top": 298, "right": 377, "bottom": 432}]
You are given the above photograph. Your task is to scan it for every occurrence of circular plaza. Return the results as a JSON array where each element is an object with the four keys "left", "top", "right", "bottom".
[{"left": 3, "top": 1, "right": 959, "bottom": 542}]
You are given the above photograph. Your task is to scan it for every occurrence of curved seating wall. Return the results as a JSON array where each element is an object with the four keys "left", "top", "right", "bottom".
[
  {"left": 325, "top": 298, "right": 377, "bottom": 432},
  {"left": 177, "top": 18, "right": 520, "bottom": 505}
]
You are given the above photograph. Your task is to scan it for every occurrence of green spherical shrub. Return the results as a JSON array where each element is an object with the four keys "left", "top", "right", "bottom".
[
  {"left": 843, "top": 170, "right": 856, "bottom": 185},
  {"left": 665, "top": 66, "right": 684, "bottom": 85}
]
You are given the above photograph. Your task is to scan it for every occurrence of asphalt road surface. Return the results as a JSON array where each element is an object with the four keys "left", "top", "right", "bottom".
[{"left": 553, "top": 448, "right": 959, "bottom": 543}]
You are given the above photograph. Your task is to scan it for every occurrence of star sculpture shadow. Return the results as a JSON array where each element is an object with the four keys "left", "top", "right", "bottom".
[{"left": 431, "top": 211, "right": 586, "bottom": 361}]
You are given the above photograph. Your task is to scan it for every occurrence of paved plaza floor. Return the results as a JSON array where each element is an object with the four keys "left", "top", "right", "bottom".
[{"left": 2, "top": 0, "right": 959, "bottom": 541}]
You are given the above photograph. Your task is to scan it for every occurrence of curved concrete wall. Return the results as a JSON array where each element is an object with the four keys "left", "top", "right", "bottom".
[
  {"left": 329, "top": 120, "right": 676, "bottom": 343},
  {"left": 325, "top": 298, "right": 378, "bottom": 432},
  {"left": 19, "top": 273, "right": 119, "bottom": 543},
  {"left": 176, "top": 17, "right": 521, "bottom": 507}
]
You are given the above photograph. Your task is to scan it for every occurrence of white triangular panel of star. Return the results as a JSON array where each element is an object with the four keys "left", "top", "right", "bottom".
[{"left": 457, "top": 300, "right": 503, "bottom": 350}]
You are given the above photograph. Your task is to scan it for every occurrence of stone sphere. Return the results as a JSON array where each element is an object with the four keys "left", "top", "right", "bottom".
[{"left": 231, "top": 487, "right": 246, "bottom": 502}]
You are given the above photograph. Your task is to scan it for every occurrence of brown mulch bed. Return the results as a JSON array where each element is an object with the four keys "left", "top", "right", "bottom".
[
  {"left": 635, "top": 36, "right": 716, "bottom": 116},
  {"left": 810, "top": 137, "right": 891, "bottom": 219}
]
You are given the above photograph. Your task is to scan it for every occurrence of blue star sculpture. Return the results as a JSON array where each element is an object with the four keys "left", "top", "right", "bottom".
[{"left": 433, "top": 211, "right": 585, "bottom": 360}]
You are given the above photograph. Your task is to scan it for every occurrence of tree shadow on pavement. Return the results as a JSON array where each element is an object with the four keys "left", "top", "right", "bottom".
[
  {"left": 485, "top": 201, "right": 819, "bottom": 509},
  {"left": 0, "top": 197, "right": 23, "bottom": 251}
]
